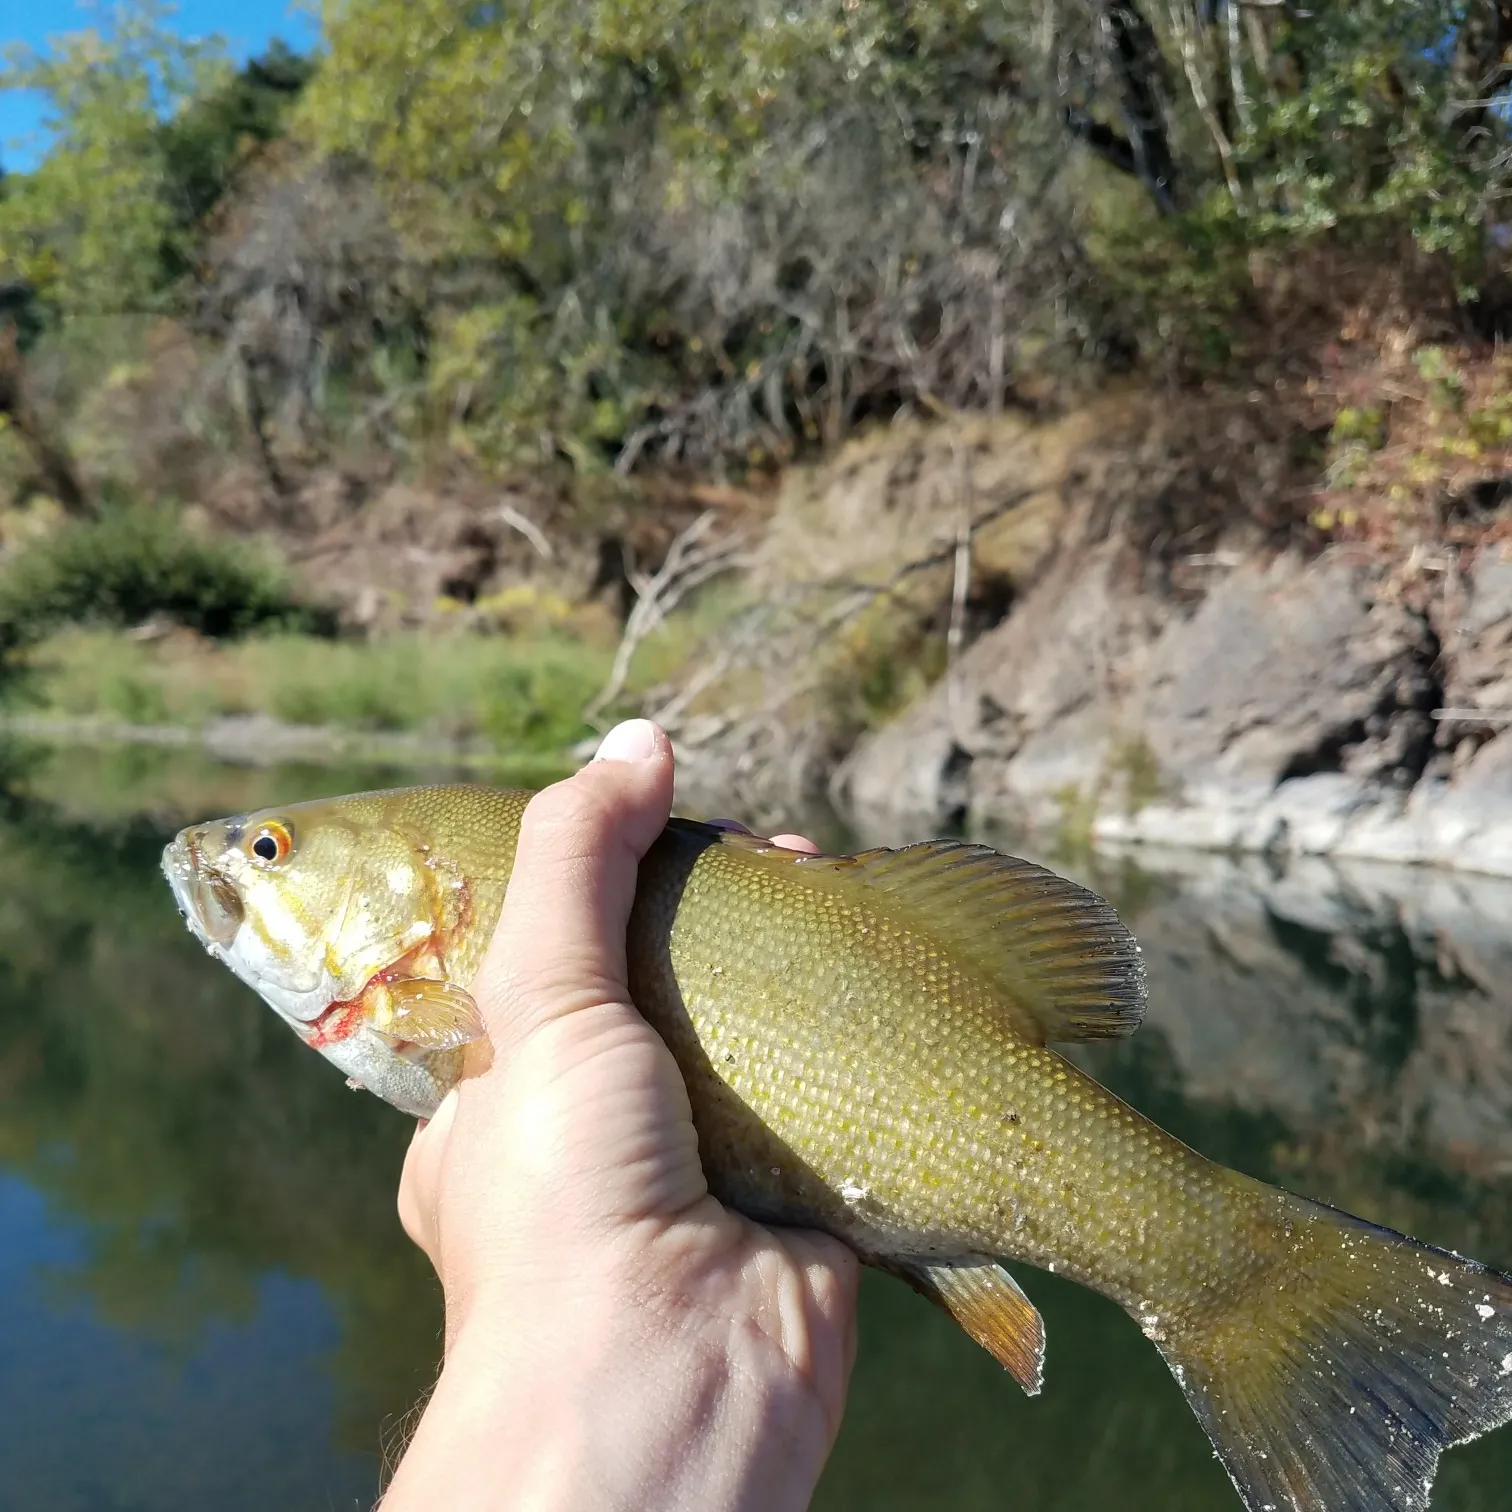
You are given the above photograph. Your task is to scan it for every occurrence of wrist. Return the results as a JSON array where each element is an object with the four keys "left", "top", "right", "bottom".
[
  {"left": 380, "top": 1321, "right": 583, "bottom": 1512},
  {"left": 382, "top": 1281, "right": 834, "bottom": 1512}
]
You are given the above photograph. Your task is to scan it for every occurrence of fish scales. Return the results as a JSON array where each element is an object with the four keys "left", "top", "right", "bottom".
[
  {"left": 163, "top": 783, "right": 1512, "bottom": 1512},
  {"left": 636, "top": 824, "right": 1253, "bottom": 1311}
]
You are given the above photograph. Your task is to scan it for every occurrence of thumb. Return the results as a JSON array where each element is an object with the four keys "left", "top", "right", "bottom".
[{"left": 473, "top": 718, "right": 674, "bottom": 1056}]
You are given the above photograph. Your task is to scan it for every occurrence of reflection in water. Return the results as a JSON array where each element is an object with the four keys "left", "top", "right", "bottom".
[
  {"left": 0, "top": 744, "right": 1510, "bottom": 1509},
  {"left": 0, "top": 745, "right": 444, "bottom": 1511},
  {"left": 0, "top": 1179, "right": 375, "bottom": 1512}
]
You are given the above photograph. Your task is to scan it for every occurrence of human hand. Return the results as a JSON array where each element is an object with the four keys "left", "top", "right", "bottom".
[{"left": 382, "top": 719, "right": 859, "bottom": 1512}]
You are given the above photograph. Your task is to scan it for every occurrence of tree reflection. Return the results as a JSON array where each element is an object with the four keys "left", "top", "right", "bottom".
[{"left": 0, "top": 761, "right": 441, "bottom": 1450}]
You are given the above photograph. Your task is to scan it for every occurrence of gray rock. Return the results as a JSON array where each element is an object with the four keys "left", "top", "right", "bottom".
[
  {"left": 829, "top": 697, "right": 970, "bottom": 830},
  {"left": 1135, "top": 557, "right": 1421, "bottom": 793},
  {"left": 1461, "top": 546, "right": 1512, "bottom": 637},
  {"left": 836, "top": 540, "right": 1512, "bottom": 877}
]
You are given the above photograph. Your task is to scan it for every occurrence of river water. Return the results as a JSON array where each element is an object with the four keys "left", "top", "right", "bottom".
[{"left": 2, "top": 743, "right": 1511, "bottom": 1511}]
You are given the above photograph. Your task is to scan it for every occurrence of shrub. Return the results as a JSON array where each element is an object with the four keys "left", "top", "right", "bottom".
[
  {"left": 476, "top": 649, "right": 603, "bottom": 753},
  {"left": 0, "top": 507, "right": 330, "bottom": 652}
]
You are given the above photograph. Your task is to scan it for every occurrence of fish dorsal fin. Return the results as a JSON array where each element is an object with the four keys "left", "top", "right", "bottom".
[{"left": 783, "top": 838, "right": 1145, "bottom": 1044}]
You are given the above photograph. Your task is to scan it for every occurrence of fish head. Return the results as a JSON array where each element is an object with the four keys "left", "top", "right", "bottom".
[{"left": 163, "top": 793, "right": 471, "bottom": 1118}]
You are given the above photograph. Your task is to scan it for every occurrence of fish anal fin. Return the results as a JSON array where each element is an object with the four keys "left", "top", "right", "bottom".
[
  {"left": 900, "top": 1259, "right": 1045, "bottom": 1396},
  {"left": 371, "top": 977, "right": 485, "bottom": 1050},
  {"left": 798, "top": 839, "right": 1146, "bottom": 1043}
]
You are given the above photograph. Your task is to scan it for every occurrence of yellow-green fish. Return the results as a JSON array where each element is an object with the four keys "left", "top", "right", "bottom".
[{"left": 162, "top": 785, "right": 1512, "bottom": 1512}]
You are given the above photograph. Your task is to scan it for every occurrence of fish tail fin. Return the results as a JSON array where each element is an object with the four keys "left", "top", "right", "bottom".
[{"left": 1151, "top": 1192, "right": 1512, "bottom": 1512}]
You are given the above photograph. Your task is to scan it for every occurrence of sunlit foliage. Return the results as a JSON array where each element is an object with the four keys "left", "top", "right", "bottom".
[
  {"left": 0, "top": 3, "right": 225, "bottom": 314},
  {"left": 2, "top": 1, "right": 1511, "bottom": 477},
  {"left": 0, "top": 4, "right": 313, "bottom": 320}
]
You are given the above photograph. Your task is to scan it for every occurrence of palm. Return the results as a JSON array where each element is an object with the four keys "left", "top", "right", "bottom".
[
  {"left": 404, "top": 996, "right": 857, "bottom": 1444},
  {"left": 390, "top": 734, "right": 855, "bottom": 1510}
]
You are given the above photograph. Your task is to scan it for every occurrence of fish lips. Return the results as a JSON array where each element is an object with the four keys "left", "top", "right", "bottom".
[{"left": 162, "top": 831, "right": 245, "bottom": 948}]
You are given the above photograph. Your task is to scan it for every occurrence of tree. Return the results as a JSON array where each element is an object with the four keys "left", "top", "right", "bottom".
[
  {"left": 297, "top": 0, "right": 1094, "bottom": 467},
  {"left": 292, "top": 0, "right": 1512, "bottom": 473},
  {"left": 0, "top": 2, "right": 228, "bottom": 317},
  {"left": 159, "top": 40, "right": 317, "bottom": 250},
  {"left": 196, "top": 149, "right": 414, "bottom": 489}
]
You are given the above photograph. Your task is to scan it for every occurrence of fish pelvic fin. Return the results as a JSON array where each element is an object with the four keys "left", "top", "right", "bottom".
[
  {"left": 783, "top": 839, "right": 1146, "bottom": 1043},
  {"left": 1153, "top": 1194, "right": 1512, "bottom": 1512},
  {"left": 895, "top": 1258, "right": 1045, "bottom": 1396}
]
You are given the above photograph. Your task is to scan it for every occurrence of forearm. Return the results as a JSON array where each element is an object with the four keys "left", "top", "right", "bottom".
[{"left": 379, "top": 1304, "right": 832, "bottom": 1512}]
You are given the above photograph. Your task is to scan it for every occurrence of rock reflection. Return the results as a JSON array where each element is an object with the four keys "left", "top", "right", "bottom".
[{"left": 1081, "top": 848, "right": 1512, "bottom": 1258}]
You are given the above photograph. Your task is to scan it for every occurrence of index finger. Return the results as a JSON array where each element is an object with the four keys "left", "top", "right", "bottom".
[{"left": 708, "top": 819, "right": 820, "bottom": 855}]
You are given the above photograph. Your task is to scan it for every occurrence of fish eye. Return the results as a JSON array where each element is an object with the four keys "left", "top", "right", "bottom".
[{"left": 248, "top": 821, "right": 293, "bottom": 865}]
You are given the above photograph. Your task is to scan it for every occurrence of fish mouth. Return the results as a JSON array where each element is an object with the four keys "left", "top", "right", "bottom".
[{"left": 162, "top": 829, "right": 245, "bottom": 947}]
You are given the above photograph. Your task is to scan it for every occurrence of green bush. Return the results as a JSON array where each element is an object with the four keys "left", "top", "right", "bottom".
[
  {"left": 476, "top": 650, "right": 602, "bottom": 752},
  {"left": 1329, "top": 406, "right": 1388, "bottom": 450},
  {"left": 0, "top": 508, "right": 331, "bottom": 652}
]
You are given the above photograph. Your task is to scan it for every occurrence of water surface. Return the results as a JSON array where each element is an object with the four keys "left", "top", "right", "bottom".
[{"left": 1, "top": 744, "right": 1510, "bottom": 1510}]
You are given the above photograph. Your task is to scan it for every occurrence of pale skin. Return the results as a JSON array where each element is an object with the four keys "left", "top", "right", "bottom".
[{"left": 383, "top": 718, "right": 859, "bottom": 1512}]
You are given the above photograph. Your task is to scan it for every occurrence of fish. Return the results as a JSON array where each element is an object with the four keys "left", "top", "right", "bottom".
[{"left": 161, "top": 783, "right": 1512, "bottom": 1512}]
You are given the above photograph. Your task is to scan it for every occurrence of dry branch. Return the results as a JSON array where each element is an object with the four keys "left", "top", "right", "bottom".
[
  {"left": 497, "top": 502, "right": 554, "bottom": 561},
  {"left": 586, "top": 511, "right": 753, "bottom": 724}
]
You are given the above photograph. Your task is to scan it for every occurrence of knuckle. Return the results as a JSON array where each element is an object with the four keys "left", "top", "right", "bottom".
[
  {"left": 519, "top": 774, "right": 619, "bottom": 854},
  {"left": 496, "top": 952, "right": 609, "bottom": 1012}
]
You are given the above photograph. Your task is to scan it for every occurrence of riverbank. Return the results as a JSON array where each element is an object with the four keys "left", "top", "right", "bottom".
[
  {"left": 0, "top": 621, "right": 618, "bottom": 773},
  {"left": 15, "top": 387, "right": 1512, "bottom": 883},
  {"left": 8, "top": 354, "right": 1512, "bottom": 882},
  {"left": 640, "top": 368, "right": 1512, "bottom": 879}
]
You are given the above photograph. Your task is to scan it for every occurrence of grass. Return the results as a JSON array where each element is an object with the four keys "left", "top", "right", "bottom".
[{"left": 8, "top": 625, "right": 617, "bottom": 758}]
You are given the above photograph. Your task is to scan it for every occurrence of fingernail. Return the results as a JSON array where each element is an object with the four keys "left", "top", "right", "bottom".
[{"left": 594, "top": 718, "right": 659, "bottom": 763}]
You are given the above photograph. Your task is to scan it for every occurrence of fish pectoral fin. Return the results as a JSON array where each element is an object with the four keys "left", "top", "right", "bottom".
[
  {"left": 899, "top": 1259, "right": 1045, "bottom": 1396},
  {"left": 377, "top": 978, "right": 485, "bottom": 1050}
]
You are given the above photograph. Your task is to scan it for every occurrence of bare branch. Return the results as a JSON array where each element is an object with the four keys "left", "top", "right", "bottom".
[
  {"left": 497, "top": 502, "right": 554, "bottom": 561},
  {"left": 586, "top": 511, "right": 753, "bottom": 724}
]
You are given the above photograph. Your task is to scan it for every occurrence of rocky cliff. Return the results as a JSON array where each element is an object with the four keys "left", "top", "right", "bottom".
[
  {"left": 647, "top": 366, "right": 1512, "bottom": 877},
  {"left": 835, "top": 543, "right": 1512, "bottom": 875}
]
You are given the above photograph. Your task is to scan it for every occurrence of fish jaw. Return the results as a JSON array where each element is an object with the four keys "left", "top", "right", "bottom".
[
  {"left": 162, "top": 830, "right": 243, "bottom": 946},
  {"left": 163, "top": 817, "right": 468, "bottom": 1117},
  {"left": 162, "top": 826, "right": 338, "bottom": 1027}
]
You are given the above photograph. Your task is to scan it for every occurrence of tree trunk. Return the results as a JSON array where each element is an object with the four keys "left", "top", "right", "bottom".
[
  {"left": 1062, "top": 1, "right": 1183, "bottom": 215},
  {"left": 0, "top": 324, "right": 92, "bottom": 518}
]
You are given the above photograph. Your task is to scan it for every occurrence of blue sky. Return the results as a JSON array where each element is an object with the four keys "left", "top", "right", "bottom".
[{"left": 2, "top": 1, "right": 322, "bottom": 172}]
